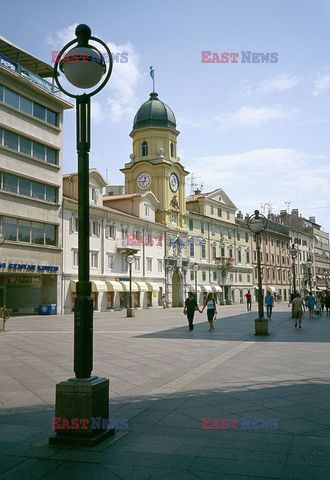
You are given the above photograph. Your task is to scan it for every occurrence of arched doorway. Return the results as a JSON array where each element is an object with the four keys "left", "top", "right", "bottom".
[{"left": 172, "top": 270, "right": 183, "bottom": 307}]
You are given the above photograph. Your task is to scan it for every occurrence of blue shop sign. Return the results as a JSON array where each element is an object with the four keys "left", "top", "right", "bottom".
[{"left": 0, "top": 263, "right": 59, "bottom": 272}]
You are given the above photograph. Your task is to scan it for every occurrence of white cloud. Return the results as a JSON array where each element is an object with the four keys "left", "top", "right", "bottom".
[
  {"left": 258, "top": 74, "right": 301, "bottom": 94},
  {"left": 186, "top": 148, "right": 330, "bottom": 228},
  {"left": 216, "top": 105, "right": 294, "bottom": 127},
  {"left": 46, "top": 25, "right": 142, "bottom": 123},
  {"left": 312, "top": 68, "right": 330, "bottom": 96}
]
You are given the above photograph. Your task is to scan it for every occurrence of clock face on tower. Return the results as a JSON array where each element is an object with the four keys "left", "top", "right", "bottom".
[
  {"left": 137, "top": 172, "right": 152, "bottom": 190},
  {"left": 169, "top": 173, "right": 179, "bottom": 192}
]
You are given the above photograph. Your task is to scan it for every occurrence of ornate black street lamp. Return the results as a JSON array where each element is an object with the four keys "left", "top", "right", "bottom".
[
  {"left": 288, "top": 244, "right": 299, "bottom": 296},
  {"left": 306, "top": 255, "right": 313, "bottom": 293},
  {"left": 248, "top": 210, "right": 268, "bottom": 335},
  {"left": 50, "top": 24, "right": 113, "bottom": 446},
  {"left": 127, "top": 254, "right": 136, "bottom": 317}
]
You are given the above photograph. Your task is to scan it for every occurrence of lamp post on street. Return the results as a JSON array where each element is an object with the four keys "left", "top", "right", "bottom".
[
  {"left": 51, "top": 24, "right": 113, "bottom": 446},
  {"left": 194, "top": 262, "right": 199, "bottom": 303},
  {"left": 248, "top": 210, "right": 268, "bottom": 335},
  {"left": 289, "top": 244, "right": 299, "bottom": 297},
  {"left": 306, "top": 255, "right": 313, "bottom": 293},
  {"left": 127, "top": 254, "right": 136, "bottom": 317}
]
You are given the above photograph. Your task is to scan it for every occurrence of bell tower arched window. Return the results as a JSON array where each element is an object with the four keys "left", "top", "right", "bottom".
[
  {"left": 170, "top": 142, "right": 174, "bottom": 157},
  {"left": 141, "top": 141, "right": 148, "bottom": 157}
]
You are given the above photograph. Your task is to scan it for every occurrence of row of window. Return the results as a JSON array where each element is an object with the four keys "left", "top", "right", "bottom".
[
  {"left": 0, "top": 216, "right": 57, "bottom": 246},
  {"left": 253, "top": 251, "right": 290, "bottom": 265},
  {"left": 190, "top": 270, "right": 251, "bottom": 283},
  {"left": 189, "top": 242, "right": 250, "bottom": 263},
  {"left": 72, "top": 250, "right": 163, "bottom": 273},
  {"left": 0, "top": 171, "right": 58, "bottom": 203},
  {"left": 253, "top": 236, "right": 289, "bottom": 249},
  {"left": 0, "top": 84, "right": 58, "bottom": 126},
  {"left": 0, "top": 128, "right": 58, "bottom": 165},
  {"left": 188, "top": 219, "right": 249, "bottom": 241},
  {"left": 254, "top": 267, "right": 289, "bottom": 283}
]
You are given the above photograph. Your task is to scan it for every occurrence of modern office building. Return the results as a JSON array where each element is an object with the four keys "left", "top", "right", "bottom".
[{"left": 0, "top": 37, "right": 72, "bottom": 314}]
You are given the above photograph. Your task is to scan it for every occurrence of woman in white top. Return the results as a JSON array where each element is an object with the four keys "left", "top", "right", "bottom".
[{"left": 201, "top": 293, "right": 217, "bottom": 332}]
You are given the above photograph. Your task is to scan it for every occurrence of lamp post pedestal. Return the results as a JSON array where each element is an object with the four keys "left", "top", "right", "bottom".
[
  {"left": 49, "top": 376, "right": 113, "bottom": 446},
  {"left": 126, "top": 307, "right": 135, "bottom": 317},
  {"left": 254, "top": 317, "right": 269, "bottom": 335}
]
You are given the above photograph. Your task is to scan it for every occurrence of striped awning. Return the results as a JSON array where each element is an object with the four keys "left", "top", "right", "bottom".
[
  {"left": 212, "top": 285, "right": 222, "bottom": 293},
  {"left": 187, "top": 285, "right": 202, "bottom": 293},
  {"left": 200, "top": 285, "right": 213, "bottom": 292},
  {"left": 106, "top": 280, "right": 124, "bottom": 292},
  {"left": 120, "top": 281, "right": 139, "bottom": 292},
  {"left": 70, "top": 280, "right": 107, "bottom": 293},
  {"left": 135, "top": 282, "right": 150, "bottom": 291}
]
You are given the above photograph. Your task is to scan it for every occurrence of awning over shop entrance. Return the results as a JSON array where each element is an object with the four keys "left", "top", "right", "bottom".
[
  {"left": 146, "top": 282, "right": 159, "bottom": 291},
  {"left": 106, "top": 280, "right": 124, "bottom": 292},
  {"left": 70, "top": 280, "right": 107, "bottom": 293},
  {"left": 187, "top": 285, "right": 202, "bottom": 293},
  {"left": 120, "top": 281, "right": 139, "bottom": 292},
  {"left": 135, "top": 282, "right": 150, "bottom": 291},
  {"left": 200, "top": 285, "right": 212, "bottom": 292},
  {"left": 212, "top": 285, "right": 222, "bottom": 292}
]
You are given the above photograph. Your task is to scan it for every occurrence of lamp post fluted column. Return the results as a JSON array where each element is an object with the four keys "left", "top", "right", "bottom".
[
  {"left": 248, "top": 210, "right": 268, "bottom": 335},
  {"left": 50, "top": 24, "right": 113, "bottom": 446}
]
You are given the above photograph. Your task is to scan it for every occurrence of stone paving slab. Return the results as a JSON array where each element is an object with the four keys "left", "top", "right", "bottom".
[{"left": 0, "top": 304, "right": 330, "bottom": 479}]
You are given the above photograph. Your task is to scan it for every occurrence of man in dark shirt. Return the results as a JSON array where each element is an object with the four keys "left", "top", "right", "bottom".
[{"left": 184, "top": 292, "right": 200, "bottom": 331}]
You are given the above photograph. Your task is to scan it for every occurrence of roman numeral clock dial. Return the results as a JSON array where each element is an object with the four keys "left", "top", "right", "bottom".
[
  {"left": 137, "top": 173, "right": 152, "bottom": 190},
  {"left": 169, "top": 173, "right": 179, "bottom": 192}
]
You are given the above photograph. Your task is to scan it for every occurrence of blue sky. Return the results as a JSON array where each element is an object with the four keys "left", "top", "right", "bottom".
[{"left": 2, "top": 0, "right": 330, "bottom": 230}]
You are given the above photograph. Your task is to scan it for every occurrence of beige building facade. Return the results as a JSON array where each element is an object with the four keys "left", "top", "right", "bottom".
[{"left": 0, "top": 37, "right": 71, "bottom": 314}]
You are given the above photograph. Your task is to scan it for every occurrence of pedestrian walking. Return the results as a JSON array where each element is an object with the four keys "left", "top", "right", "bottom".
[
  {"left": 265, "top": 291, "right": 274, "bottom": 319},
  {"left": 325, "top": 293, "right": 330, "bottom": 316},
  {"left": 245, "top": 290, "right": 252, "bottom": 311},
  {"left": 305, "top": 292, "right": 315, "bottom": 318},
  {"left": 291, "top": 293, "right": 305, "bottom": 328},
  {"left": 201, "top": 292, "right": 217, "bottom": 332},
  {"left": 183, "top": 291, "right": 200, "bottom": 331},
  {"left": 162, "top": 293, "right": 166, "bottom": 309}
]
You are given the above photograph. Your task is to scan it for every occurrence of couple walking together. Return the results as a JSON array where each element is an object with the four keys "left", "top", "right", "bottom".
[{"left": 184, "top": 292, "right": 217, "bottom": 332}]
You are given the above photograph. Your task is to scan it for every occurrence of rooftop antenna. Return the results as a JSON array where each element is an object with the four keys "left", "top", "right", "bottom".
[
  {"left": 149, "top": 66, "right": 155, "bottom": 93},
  {"left": 260, "top": 202, "right": 271, "bottom": 215},
  {"left": 284, "top": 200, "right": 292, "bottom": 213}
]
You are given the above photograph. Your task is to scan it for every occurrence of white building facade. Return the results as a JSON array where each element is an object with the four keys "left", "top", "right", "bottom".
[{"left": 62, "top": 170, "right": 166, "bottom": 313}]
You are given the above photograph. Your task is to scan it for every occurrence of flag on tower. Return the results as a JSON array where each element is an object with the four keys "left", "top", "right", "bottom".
[{"left": 149, "top": 66, "right": 155, "bottom": 92}]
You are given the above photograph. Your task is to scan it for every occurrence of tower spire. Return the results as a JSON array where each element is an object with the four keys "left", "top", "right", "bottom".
[{"left": 149, "top": 66, "right": 155, "bottom": 92}]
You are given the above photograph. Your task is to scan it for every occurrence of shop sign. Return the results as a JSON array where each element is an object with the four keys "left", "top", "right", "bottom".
[{"left": 0, "top": 263, "right": 59, "bottom": 272}]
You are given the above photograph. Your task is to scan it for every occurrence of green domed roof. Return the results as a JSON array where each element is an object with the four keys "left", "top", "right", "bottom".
[{"left": 133, "top": 92, "right": 176, "bottom": 130}]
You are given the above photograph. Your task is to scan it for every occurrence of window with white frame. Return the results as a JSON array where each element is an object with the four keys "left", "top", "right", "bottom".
[
  {"left": 237, "top": 230, "right": 241, "bottom": 241},
  {"left": 190, "top": 242, "right": 194, "bottom": 257},
  {"left": 188, "top": 218, "right": 193, "bottom": 231},
  {"left": 201, "top": 243, "right": 206, "bottom": 259},
  {"left": 146, "top": 233, "right": 153, "bottom": 246},
  {"left": 73, "top": 249, "right": 78, "bottom": 267},
  {"left": 105, "top": 224, "right": 116, "bottom": 238},
  {"left": 239, "top": 273, "right": 242, "bottom": 282},
  {"left": 91, "top": 252, "right": 98, "bottom": 268},
  {"left": 202, "top": 271, "right": 206, "bottom": 281},
  {"left": 71, "top": 216, "right": 78, "bottom": 233},
  {"left": 211, "top": 206, "right": 214, "bottom": 215},
  {"left": 247, "top": 274, "right": 251, "bottom": 282},
  {"left": 147, "top": 257, "right": 152, "bottom": 272},
  {"left": 135, "top": 256, "right": 141, "bottom": 271},
  {"left": 201, "top": 221, "right": 205, "bottom": 234},
  {"left": 227, "top": 211, "right": 230, "bottom": 220},
  {"left": 91, "top": 220, "right": 100, "bottom": 237},
  {"left": 121, "top": 256, "right": 128, "bottom": 272},
  {"left": 217, "top": 208, "right": 222, "bottom": 217},
  {"left": 90, "top": 187, "right": 98, "bottom": 204},
  {"left": 212, "top": 245, "right": 216, "bottom": 260},
  {"left": 237, "top": 250, "right": 242, "bottom": 263},
  {"left": 190, "top": 270, "right": 194, "bottom": 281},
  {"left": 144, "top": 203, "right": 150, "bottom": 217},
  {"left": 211, "top": 224, "right": 216, "bottom": 236},
  {"left": 228, "top": 228, "right": 232, "bottom": 239},
  {"left": 157, "top": 259, "right": 163, "bottom": 273},
  {"left": 107, "top": 253, "right": 114, "bottom": 271},
  {"left": 213, "top": 270, "right": 217, "bottom": 281}
]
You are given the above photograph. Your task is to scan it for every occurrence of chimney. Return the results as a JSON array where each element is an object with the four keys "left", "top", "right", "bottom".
[
  {"left": 309, "top": 216, "right": 316, "bottom": 223},
  {"left": 291, "top": 209, "right": 299, "bottom": 216},
  {"left": 194, "top": 189, "right": 201, "bottom": 195}
]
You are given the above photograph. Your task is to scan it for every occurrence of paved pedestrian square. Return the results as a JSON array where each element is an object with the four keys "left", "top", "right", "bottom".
[{"left": 1, "top": 304, "right": 330, "bottom": 479}]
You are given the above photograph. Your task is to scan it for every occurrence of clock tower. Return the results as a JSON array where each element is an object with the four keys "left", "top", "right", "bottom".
[
  {"left": 120, "top": 91, "right": 189, "bottom": 228},
  {"left": 120, "top": 91, "right": 190, "bottom": 307}
]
